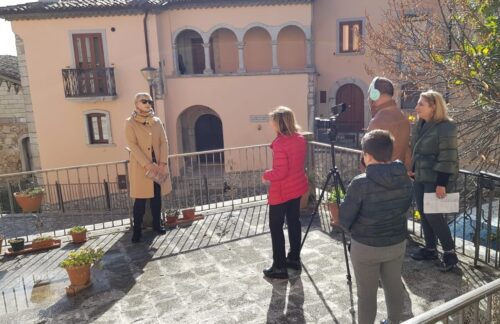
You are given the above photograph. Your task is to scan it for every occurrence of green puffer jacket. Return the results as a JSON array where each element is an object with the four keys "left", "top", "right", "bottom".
[{"left": 411, "top": 119, "right": 458, "bottom": 187}]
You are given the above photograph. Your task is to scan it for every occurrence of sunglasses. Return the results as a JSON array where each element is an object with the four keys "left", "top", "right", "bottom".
[{"left": 140, "top": 99, "right": 153, "bottom": 105}]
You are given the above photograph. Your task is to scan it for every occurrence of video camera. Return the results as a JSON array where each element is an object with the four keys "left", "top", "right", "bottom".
[{"left": 314, "top": 103, "right": 347, "bottom": 129}]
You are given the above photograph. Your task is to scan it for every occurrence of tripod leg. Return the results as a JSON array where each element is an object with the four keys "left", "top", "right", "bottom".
[
  {"left": 300, "top": 169, "right": 335, "bottom": 250},
  {"left": 333, "top": 170, "right": 352, "bottom": 283}
]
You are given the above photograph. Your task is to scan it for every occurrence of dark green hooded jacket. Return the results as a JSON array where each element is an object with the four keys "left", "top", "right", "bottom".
[
  {"left": 339, "top": 161, "right": 413, "bottom": 247},
  {"left": 411, "top": 119, "right": 459, "bottom": 188}
]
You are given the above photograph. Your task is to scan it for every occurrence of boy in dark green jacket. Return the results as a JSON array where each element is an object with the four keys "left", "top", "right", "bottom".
[{"left": 338, "top": 129, "right": 413, "bottom": 324}]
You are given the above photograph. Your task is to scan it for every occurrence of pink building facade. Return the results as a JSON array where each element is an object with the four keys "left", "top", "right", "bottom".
[{"left": 0, "top": 0, "right": 396, "bottom": 171}]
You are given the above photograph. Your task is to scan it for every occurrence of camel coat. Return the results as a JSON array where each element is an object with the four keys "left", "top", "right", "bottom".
[{"left": 125, "top": 116, "right": 172, "bottom": 198}]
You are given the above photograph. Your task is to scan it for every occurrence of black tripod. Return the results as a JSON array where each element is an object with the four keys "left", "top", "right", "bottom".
[{"left": 301, "top": 115, "right": 352, "bottom": 283}]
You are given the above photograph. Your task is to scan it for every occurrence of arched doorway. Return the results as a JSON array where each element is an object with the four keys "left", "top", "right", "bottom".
[
  {"left": 335, "top": 84, "right": 364, "bottom": 132},
  {"left": 195, "top": 114, "right": 224, "bottom": 163}
]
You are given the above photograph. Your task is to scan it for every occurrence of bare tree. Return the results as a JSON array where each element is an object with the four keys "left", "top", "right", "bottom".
[{"left": 365, "top": 0, "right": 499, "bottom": 171}]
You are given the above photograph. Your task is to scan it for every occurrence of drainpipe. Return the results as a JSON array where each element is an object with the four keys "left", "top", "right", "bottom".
[{"left": 143, "top": 10, "right": 154, "bottom": 99}]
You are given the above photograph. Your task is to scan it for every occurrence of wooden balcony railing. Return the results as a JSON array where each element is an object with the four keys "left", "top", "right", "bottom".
[{"left": 62, "top": 67, "right": 116, "bottom": 98}]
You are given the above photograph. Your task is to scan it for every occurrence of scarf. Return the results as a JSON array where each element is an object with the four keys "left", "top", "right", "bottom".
[{"left": 132, "top": 109, "right": 155, "bottom": 126}]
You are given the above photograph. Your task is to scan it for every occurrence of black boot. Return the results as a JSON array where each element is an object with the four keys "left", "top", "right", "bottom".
[
  {"left": 286, "top": 257, "right": 302, "bottom": 271},
  {"left": 263, "top": 266, "right": 288, "bottom": 279},
  {"left": 131, "top": 225, "right": 142, "bottom": 243}
]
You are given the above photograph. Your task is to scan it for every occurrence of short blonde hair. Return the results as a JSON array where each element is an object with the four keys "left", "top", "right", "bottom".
[
  {"left": 134, "top": 92, "right": 151, "bottom": 103},
  {"left": 269, "top": 106, "right": 301, "bottom": 136},
  {"left": 420, "top": 90, "right": 450, "bottom": 123}
]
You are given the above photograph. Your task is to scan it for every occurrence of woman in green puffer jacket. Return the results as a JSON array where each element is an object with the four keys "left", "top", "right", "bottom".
[{"left": 410, "top": 90, "right": 459, "bottom": 272}]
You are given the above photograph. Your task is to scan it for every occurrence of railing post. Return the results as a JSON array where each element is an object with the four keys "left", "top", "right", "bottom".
[
  {"left": 55, "top": 181, "right": 65, "bottom": 213},
  {"left": 473, "top": 173, "right": 483, "bottom": 266},
  {"left": 103, "top": 180, "right": 111, "bottom": 210},
  {"left": 203, "top": 176, "right": 209, "bottom": 205}
]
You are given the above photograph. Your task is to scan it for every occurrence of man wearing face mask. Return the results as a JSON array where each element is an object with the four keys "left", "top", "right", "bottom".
[{"left": 366, "top": 77, "right": 411, "bottom": 170}]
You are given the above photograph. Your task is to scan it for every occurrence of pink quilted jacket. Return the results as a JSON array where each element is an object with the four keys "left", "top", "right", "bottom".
[{"left": 263, "top": 133, "right": 308, "bottom": 205}]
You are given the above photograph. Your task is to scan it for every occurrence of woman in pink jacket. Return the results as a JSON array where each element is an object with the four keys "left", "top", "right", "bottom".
[{"left": 262, "top": 106, "right": 308, "bottom": 279}]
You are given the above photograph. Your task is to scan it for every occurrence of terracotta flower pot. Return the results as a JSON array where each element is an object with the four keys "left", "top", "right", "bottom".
[
  {"left": 14, "top": 193, "right": 44, "bottom": 213},
  {"left": 166, "top": 215, "right": 178, "bottom": 225},
  {"left": 327, "top": 202, "right": 340, "bottom": 226},
  {"left": 65, "top": 265, "right": 91, "bottom": 286},
  {"left": 182, "top": 208, "right": 196, "bottom": 220},
  {"left": 70, "top": 231, "right": 87, "bottom": 244},
  {"left": 31, "top": 239, "right": 55, "bottom": 250}
]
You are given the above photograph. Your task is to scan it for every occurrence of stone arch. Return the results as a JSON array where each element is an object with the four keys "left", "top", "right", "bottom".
[
  {"left": 277, "top": 25, "right": 306, "bottom": 71},
  {"left": 177, "top": 105, "right": 223, "bottom": 156},
  {"left": 330, "top": 77, "right": 370, "bottom": 130},
  {"left": 209, "top": 28, "right": 238, "bottom": 73},
  {"left": 175, "top": 29, "right": 205, "bottom": 75},
  {"left": 243, "top": 26, "right": 272, "bottom": 73}
]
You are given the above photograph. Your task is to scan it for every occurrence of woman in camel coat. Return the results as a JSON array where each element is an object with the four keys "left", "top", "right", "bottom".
[{"left": 125, "top": 92, "right": 172, "bottom": 242}]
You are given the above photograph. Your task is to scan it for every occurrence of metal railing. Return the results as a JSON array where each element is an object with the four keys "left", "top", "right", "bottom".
[
  {"left": 61, "top": 67, "right": 116, "bottom": 98},
  {"left": 307, "top": 141, "right": 500, "bottom": 270},
  {"left": 1, "top": 141, "right": 498, "bottom": 269},
  {"left": 403, "top": 278, "right": 500, "bottom": 324}
]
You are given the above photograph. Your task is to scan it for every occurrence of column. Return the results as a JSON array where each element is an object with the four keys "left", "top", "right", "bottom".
[
  {"left": 203, "top": 42, "right": 213, "bottom": 74},
  {"left": 271, "top": 40, "right": 279, "bottom": 73},
  {"left": 237, "top": 41, "right": 246, "bottom": 73},
  {"left": 306, "top": 38, "right": 313, "bottom": 70}
]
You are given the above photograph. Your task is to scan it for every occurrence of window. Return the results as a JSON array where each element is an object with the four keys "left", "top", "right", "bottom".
[
  {"left": 339, "top": 20, "right": 362, "bottom": 53},
  {"left": 320, "top": 91, "right": 327, "bottom": 104},
  {"left": 84, "top": 111, "right": 111, "bottom": 144}
]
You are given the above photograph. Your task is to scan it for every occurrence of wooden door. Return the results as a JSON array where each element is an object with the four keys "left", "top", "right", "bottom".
[
  {"left": 335, "top": 84, "right": 364, "bottom": 132},
  {"left": 72, "top": 33, "right": 107, "bottom": 95}
]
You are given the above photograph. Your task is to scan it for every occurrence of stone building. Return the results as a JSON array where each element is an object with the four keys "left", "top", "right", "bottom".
[{"left": 0, "top": 54, "right": 37, "bottom": 174}]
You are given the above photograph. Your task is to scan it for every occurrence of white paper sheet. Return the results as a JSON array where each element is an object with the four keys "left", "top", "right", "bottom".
[{"left": 423, "top": 192, "right": 460, "bottom": 214}]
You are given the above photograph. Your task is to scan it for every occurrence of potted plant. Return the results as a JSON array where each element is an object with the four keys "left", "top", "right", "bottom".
[
  {"left": 8, "top": 238, "right": 25, "bottom": 252},
  {"left": 31, "top": 235, "right": 55, "bottom": 249},
  {"left": 326, "top": 188, "right": 345, "bottom": 226},
  {"left": 182, "top": 207, "right": 196, "bottom": 220},
  {"left": 163, "top": 208, "right": 180, "bottom": 226},
  {"left": 59, "top": 248, "right": 104, "bottom": 286},
  {"left": 69, "top": 226, "right": 87, "bottom": 243},
  {"left": 13, "top": 186, "right": 45, "bottom": 213}
]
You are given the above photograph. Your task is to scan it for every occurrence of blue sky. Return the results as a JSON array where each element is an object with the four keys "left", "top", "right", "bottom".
[{"left": 0, "top": 0, "right": 37, "bottom": 56}]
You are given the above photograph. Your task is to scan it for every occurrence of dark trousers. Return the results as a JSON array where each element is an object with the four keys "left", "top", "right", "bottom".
[
  {"left": 133, "top": 180, "right": 162, "bottom": 235},
  {"left": 414, "top": 181, "right": 455, "bottom": 251},
  {"left": 269, "top": 197, "right": 302, "bottom": 268}
]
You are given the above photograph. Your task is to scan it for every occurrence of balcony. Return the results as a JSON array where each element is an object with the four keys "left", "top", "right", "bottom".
[
  {"left": 61, "top": 67, "right": 117, "bottom": 100},
  {"left": 0, "top": 143, "right": 498, "bottom": 322}
]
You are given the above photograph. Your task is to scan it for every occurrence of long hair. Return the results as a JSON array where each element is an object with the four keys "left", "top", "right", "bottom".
[
  {"left": 269, "top": 106, "right": 301, "bottom": 136},
  {"left": 420, "top": 90, "right": 451, "bottom": 123}
]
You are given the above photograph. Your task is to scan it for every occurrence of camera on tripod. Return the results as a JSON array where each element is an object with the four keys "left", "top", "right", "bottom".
[{"left": 314, "top": 103, "right": 348, "bottom": 129}]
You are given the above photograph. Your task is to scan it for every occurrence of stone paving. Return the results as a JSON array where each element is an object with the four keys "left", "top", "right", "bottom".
[{"left": 0, "top": 202, "right": 498, "bottom": 323}]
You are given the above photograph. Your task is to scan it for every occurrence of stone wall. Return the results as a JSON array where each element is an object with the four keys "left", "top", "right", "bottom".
[
  {"left": 0, "top": 121, "right": 27, "bottom": 174},
  {"left": 0, "top": 67, "right": 28, "bottom": 174}
]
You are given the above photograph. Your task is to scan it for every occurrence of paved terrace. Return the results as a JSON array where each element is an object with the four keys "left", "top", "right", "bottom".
[{"left": 0, "top": 202, "right": 498, "bottom": 323}]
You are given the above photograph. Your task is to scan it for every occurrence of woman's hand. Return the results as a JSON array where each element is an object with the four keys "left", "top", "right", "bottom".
[
  {"left": 436, "top": 186, "right": 447, "bottom": 199},
  {"left": 145, "top": 163, "right": 157, "bottom": 173},
  {"left": 261, "top": 175, "right": 269, "bottom": 185}
]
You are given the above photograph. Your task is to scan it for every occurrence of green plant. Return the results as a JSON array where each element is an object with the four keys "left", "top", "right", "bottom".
[
  {"left": 327, "top": 188, "right": 345, "bottom": 204},
  {"left": 8, "top": 238, "right": 24, "bottom": 244},
  {"left": 18, "top": 186, "right": 45, "bottom": 197},
  {"left": 163, "top": 208, "right": 180, "bottom": 217},
  {"left": 59, "top": 248, "right": 104, "bottom": 269},
  {"left": 32, "top": 236, "right": 53, "bottom": 242},
  {"left": 69, "top": 226, "right": 87, "bottom": 234}
]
